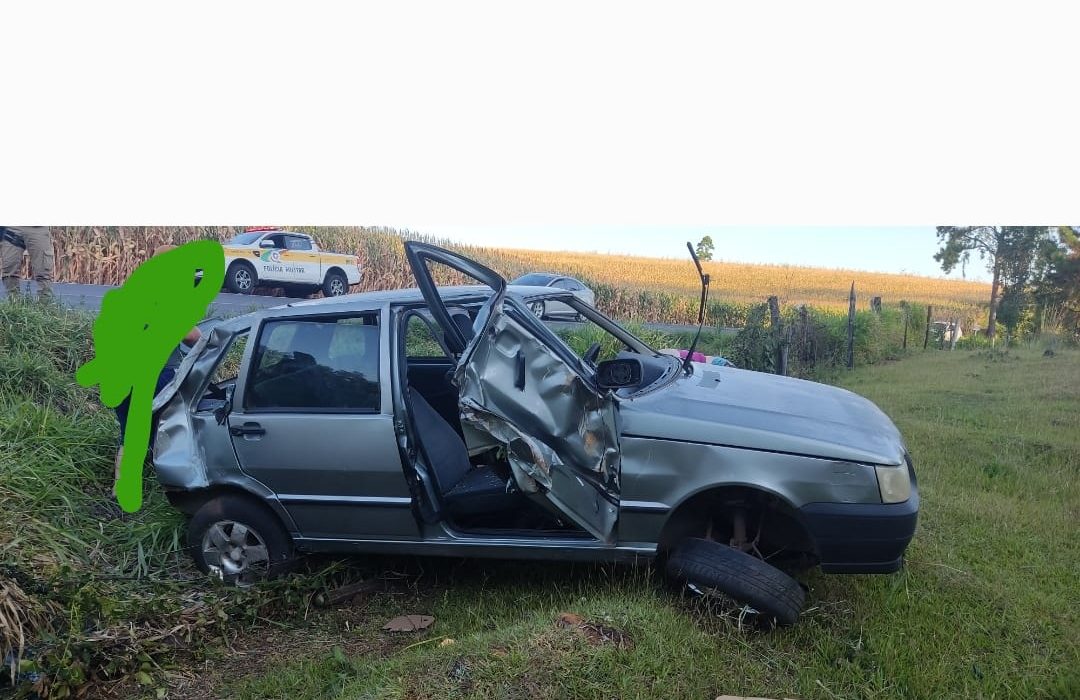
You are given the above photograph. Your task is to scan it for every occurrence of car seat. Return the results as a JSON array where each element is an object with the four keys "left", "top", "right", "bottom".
[
  {"left": 405, "top": 388, "right": 518, "bottom": 517},
  {"left": 446, "top": 306, "right": 475, "bottom": 343}
]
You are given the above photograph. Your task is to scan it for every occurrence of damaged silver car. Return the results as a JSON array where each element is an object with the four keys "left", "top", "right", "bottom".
[{"left": 151, "top": 242, "right": 919, "bottom": 625}]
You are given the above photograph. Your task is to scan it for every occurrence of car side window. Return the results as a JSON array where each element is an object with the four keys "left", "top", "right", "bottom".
[
  {"left": 405, "top": 314, "right": 450, "bottom": 359},
  {"left": 285, "top": 235, "right": 312, "bottom": 251},
  {"left": 263, "top": 234, "right": 287, "bottom": 248},
  {"left": 551, "top": 279, "right": 575, "bottom": 291},
  {"left": 245, "top": 315, "right": 380, "bottom": 412}
]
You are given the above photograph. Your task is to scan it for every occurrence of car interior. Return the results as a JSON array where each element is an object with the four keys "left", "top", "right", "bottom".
[
  {"left": 186, "top": 301, "right": 593, "bottom": 537},
  {"left": 401, "top": 305, "right": 590, "bottom": 536}
]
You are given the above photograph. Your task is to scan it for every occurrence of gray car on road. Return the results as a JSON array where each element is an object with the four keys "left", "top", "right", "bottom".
[
  {"left": 510, "top": 273, "right": 595, "bottom": 320},
  {"left": 151, "top": 242, "right": 919, "bottom": 624}
]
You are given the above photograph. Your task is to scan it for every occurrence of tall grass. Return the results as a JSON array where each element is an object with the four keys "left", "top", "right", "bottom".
[
  {"left": 0, "top": 298, "right": 184, "bottom": 577},
  {"left": 0, "top": 299, "right": 205, "bottom": 695},
  {"left": 0, "top": 299, "right": 379, "bottom": 696}
]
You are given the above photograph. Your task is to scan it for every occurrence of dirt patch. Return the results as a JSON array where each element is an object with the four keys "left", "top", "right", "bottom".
[
  {"left": 165, "top": 615, "right": 380, "bottom": 700},
  {"left": 555, "top": 612, "right": 634, "bottom": 649},
  {"left": 162, "top": 572, "right": 434, "bottom": 699}
]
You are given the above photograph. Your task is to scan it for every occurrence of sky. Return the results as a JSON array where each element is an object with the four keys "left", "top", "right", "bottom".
[{"left": 404, "top": 226, "right": 992, "bottom": 282}]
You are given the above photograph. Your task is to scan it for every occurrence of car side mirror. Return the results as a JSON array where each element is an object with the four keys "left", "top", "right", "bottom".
[
  {"left": 595, "top": 358, "right": 643, "bottom": 390},
  {"left": 214, "top": 387, "right": 234, "bottom": 425},
  {"left": 259, "top": 239, "right": 275, "bottom": 249}
]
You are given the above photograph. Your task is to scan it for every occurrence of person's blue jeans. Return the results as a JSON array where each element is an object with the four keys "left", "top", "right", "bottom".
[{"left": 114, "top": 367, "right": 176, "bottom": 447}]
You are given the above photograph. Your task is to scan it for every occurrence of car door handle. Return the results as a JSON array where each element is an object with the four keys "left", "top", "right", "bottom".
[{"left": 230, "top": 422, "right": 266, "bottom": 437}]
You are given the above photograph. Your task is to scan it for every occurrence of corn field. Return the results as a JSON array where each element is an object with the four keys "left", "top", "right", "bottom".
[{"left": 25, "top": 226, "right": 990, "bottom": 326}]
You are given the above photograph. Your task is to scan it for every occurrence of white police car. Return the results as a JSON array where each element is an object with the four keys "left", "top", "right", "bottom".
[{"left": 222, "top": 228, "right": 362, "bottom": 297}]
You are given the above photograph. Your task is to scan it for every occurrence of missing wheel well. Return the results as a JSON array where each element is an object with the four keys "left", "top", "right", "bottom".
[{"left": 658, "top": 486, "right": 816, "bottom": 565}]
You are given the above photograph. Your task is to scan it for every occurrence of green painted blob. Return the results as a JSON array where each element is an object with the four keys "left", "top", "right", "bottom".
[{"left": 77, "top": 240, "right": 225, "bottom": 512}]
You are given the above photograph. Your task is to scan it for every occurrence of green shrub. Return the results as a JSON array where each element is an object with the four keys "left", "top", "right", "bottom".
[{"left": 726, "top": 304, "right": 773, "bottom": 372}]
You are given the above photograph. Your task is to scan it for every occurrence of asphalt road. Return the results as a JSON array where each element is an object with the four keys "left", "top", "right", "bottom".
[
  {"left": 2, "top": 281, "right": 736, "bottom": 335},
  {"left": 2, "top": 281, "right": 303, "bottom": 317}
]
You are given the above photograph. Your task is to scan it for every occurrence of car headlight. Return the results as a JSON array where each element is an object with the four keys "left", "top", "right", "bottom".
[{"left": 875, "top": 464, "right": 912, "bottom": 504}]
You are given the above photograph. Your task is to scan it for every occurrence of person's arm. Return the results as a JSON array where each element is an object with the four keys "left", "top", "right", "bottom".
[{"left": 182, "top": 327, "right": 202, "bottom": 346}]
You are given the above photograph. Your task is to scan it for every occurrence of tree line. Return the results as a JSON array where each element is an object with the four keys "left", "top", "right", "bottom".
[{"left": 934, "top": 226, "right": 1080, "bottom": 342}]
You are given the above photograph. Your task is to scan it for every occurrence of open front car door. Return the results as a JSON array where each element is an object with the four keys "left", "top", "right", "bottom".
[{"left": 403, "top": 242, "right": 620, "bottom": 542}]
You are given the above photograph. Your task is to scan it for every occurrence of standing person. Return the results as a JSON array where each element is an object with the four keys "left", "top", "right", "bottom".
[
  {"left": 0, "top": 226, "right": 55, "bottom": 298},
  {"left": 110, "top": 244, "right": 202, "bottom": 492}
]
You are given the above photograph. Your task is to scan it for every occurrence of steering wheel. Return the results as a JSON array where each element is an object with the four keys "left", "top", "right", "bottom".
[{"left": 583, "top": 342, "right": 602, "bottom": 367}]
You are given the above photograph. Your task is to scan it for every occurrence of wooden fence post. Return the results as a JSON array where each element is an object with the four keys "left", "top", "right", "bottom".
[
  {"left": 781, "top": 327, "right": 789, "bottom": 377},
  {"left": 797, "top": 304, "right": 809, "bottom": 369},
  {"left": 846, "top": 282, "right": 856, "bottom": 369},
  {"left": 768, "top": 296, "right": 778, "bottom": 371},
  {"left": 901, "top": 301, "right": 909, "bottom": 350},
  {"left": 923, "top": 305, "right": 932, "bottom": 350},
  {"left": 767, "top": 295, "right": 787, "bottom": 376}
]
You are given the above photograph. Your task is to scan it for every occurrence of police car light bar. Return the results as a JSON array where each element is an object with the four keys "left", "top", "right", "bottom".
[{"left": 245, "top": 226, "right": 279, "bottom": 232}]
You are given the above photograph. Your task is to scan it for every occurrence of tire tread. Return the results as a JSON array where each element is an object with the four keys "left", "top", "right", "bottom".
[{"left": 666, "top": 537, "right": 805, "bottom": 625}]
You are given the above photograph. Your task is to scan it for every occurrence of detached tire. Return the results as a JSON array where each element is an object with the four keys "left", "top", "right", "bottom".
[
  {"left": 226, "top": 261, "right": 257, "bottom": 295},
  {"left": 187, "top": 495, "right": 295, "bottom": 587},
  {"left": 666, "top": 538, "right": 805, "bottom": 626}
]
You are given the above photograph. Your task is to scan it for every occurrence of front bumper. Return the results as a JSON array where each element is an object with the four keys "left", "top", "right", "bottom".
[{"left": 800, "top": 473, "right": 919, "bottom": 574}]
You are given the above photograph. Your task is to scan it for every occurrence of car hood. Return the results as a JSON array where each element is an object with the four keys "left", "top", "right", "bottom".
[{"left": 618, "top": 365, "right": 906, "bottom": 465}]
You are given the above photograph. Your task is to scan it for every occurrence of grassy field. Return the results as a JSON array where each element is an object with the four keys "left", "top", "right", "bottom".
[
  {"left": 41, "top": 227, "right": 990, "bottom": 326},
  {"left": 2, "top": 300, "right": 1076, "bottom": 699},
  {"left": 223, "top": 346, "right": 1080, "bottom": 700}
]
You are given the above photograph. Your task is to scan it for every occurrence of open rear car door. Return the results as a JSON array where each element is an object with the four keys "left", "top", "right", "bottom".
[{"left": 404, "top": 242, "right": 620, "bottom": 542}]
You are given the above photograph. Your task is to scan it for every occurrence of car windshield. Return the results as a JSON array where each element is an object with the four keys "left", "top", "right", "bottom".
[
  {"left": 227, "top": 233, "right": 263, "bottom": 245},
  {"left": 551, "top": 304, "right": 656, "bottom": 361},
  {"left": 511, "top": 273, "right": 557, "bottom": 286},
  {"left": 514, "top": 294, "right": 679, "bottom": 393}
]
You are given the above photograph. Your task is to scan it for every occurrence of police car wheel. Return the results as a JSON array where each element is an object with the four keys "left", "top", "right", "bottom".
[
  {"left": 226, "top": 262, "right": 256, "bottom": 295},
  {"left": 323, "top": 270, "right": 348, "bottom": 297}
]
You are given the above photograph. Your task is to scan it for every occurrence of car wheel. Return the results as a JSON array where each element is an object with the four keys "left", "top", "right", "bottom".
[
  {"left": 187, "top": 495, "right": 295, "bottom": 587},
  {"left": 322, "top": 270, "right": 348, "bottom": 297},
  {"left": 225, "top": 262, "right": 256, "bottom": 295},
  {"left": 528, "top": 301, "right": 545, "bottom": 319},
  {"left": 665, "top": 537, "right": 805, "bottom": 626}
]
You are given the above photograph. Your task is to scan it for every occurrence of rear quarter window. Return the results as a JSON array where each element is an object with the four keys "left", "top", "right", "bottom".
[{"left": 211, "top": 332, "right": 249, "bottom": 384}]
